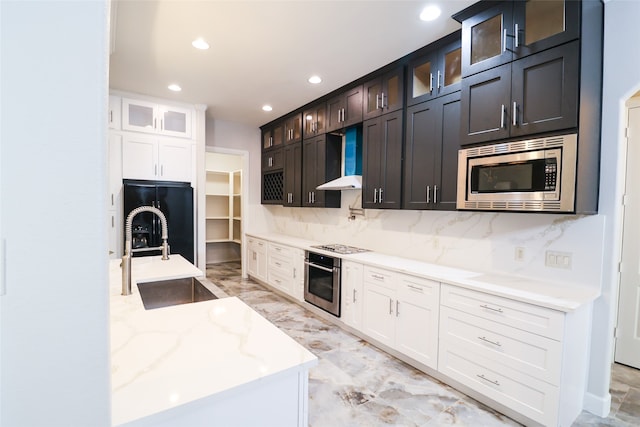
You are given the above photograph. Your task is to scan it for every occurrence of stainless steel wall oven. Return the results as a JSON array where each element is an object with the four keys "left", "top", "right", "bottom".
[{"left": 304, "top": 251, "right": 341, "bottom": 317}]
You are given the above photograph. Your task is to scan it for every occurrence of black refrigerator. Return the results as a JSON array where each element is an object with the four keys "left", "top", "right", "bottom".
[{"left": 123, "top": 179, "right": 194, "bottom": 264}]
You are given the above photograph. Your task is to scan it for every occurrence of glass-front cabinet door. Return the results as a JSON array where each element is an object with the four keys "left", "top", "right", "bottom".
[
  {"left": 122, "top": 98, "right": 192, "bottom": 138},
  {"left": 408, "top": 36, "right": 461, "bottom": 106},
  {"left": 512, "top": 0, "right": 580, "bottom": 58},
  {"left": 461, "top": 0, "right": 579, "bottom": 77}
]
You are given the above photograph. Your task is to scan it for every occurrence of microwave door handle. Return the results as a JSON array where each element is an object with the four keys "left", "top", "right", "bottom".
[{"left": 304, "top": 261, "right": 334, "bottom": 273}]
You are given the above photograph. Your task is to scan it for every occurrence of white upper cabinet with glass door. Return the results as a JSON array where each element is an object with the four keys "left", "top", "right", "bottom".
[{"left": 122, "top": 98, "right": 193, "bottom": 138}]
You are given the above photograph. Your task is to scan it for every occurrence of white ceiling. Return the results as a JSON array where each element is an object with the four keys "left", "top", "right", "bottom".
[{"left": 109, "top": 0, "right": 476, "bottom": 128}]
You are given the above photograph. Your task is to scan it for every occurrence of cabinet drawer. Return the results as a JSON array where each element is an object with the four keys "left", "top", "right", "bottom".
[
  {"left": 268, "top": 269, "right": 292, "bottom": 295},
  {"left": 397, "top": 275, "right": 439, "bottom": 309},
  {"left": 248, "top": 238, "right": 266, "bottom": 254},
  {"left": 439, "top": 340, "right": 559, "bottom": 426},
  {"left": 363, "top": 266, "right": 396, "bottom": 289},
  {"left": 441, "top": 284, "right": 564, "bottom": 340},
  {"left": 269, "top": 242, "right": 292, "bottom": 258},
  {"left": 440, "top": 306, "right": 561, "bottom": 385},
  {"left": 268, "top": 252, "right": 291, "bottom": 276}
]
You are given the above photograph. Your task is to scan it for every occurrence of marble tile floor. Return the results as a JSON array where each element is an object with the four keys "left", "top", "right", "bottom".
[{"left": 206, "top": 262, "right": 640, "bottom": 427}]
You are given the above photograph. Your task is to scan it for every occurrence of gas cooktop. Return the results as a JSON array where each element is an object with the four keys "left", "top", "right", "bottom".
[{"left": 310, "top": 244, "right": 370, "bottom": 254}]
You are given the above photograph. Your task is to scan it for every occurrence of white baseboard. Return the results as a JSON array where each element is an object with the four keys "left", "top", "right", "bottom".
[{"left": 583, "top": 391, "right": 612, "bottom": 418}]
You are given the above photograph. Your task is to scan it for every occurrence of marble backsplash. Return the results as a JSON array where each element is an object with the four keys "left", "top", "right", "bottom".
[{"left": 255, "top": 191, "right": 605, "bottom": 289}]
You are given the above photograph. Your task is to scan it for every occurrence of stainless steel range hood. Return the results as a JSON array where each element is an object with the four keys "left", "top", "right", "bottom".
[
  {"left": 316, "top": 175, "right": 362, "bottom": 190},
  {"left": 316, "top": 127, "right": 362, "bottom": 190}
]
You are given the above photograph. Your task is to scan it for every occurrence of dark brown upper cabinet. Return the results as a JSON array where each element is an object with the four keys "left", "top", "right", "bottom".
[
  {"left": 407, "top": 33, "right": 462, "bottom": 106},
  {"left": 456, "top": 0, "right": 580, "bottom": 78},
  {"left": 283, "top": 113, "right": 302, "bottom": 145},
  {"left": 460, "top": 41, "right": 579, "bottom": 145},
  {"left": 283, "top": 142, "right": 302, "bottom": 207},
  {"left": 362, "top": 110, "right": 403, "bottom": 209},
  {"left": 262, "top": 122, "right": 284, "bottom": 151},
  {"left": 363, "top": 66, "right": 404, "bottom": 120},
  {"left": 326, "top": 85, "right": 363, "bottom": 132},
  {"left": 403, "top": 92, "right": 461, "bottom": 211},
  {"left": 303, "top": 103, "right": 326, "bottom": 139},
  {"left": 262, "top": 148, "right": 283, "bottom": 172}
]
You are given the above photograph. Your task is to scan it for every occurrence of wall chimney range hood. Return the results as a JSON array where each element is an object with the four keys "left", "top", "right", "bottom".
[{"left": 316, "top": 127, "right": 362, "bottom": 190}]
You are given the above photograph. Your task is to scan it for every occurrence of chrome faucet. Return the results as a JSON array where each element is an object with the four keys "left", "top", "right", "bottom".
[{"left": 121, "top": 206, "right": 170, "bottom": 296}]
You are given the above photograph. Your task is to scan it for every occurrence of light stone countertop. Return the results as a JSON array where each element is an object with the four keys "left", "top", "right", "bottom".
[
  {"left": 109, "top": 255, "right": 318, "bottom": 426},
  {"left": 247, "top": 232, "right": 599, "bottom": 312}
]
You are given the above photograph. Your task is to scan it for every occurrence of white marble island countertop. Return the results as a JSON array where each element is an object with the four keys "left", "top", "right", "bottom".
[{"left": 109, "top": 255, "right": 318, "bottom": 426}]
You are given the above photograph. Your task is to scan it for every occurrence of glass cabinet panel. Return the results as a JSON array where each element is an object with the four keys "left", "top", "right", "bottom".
[
  {"left": 162, "top": 110, "right": 187, "bottom": 134},
  {"left": 471, "top": 14, "right": 503, "bottom": 65},
  {"left": 387, "top": 75, "right": 400, "bottom": 108},
  {"left": 128, "top": 104, "right": 154, "bottom": 129},
  {"left": 443, "top": 47, "right": 462, "bottom": 88},
  {"left": 366, "top": 81, "right": 383, "bottom": 115},
  {"left": 413, "top": 61, "right": 433, "bottom": 98},
  {"left": 525, "top": 0, "right": 565, "bottom": 46}
]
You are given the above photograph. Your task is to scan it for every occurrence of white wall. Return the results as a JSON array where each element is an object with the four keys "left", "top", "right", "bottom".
[
  {"left": 0, "top": 1, "right": 111, "bottom": 425},
  {"left": 583, "top": 0, "right": 640, "bottom": 416}
]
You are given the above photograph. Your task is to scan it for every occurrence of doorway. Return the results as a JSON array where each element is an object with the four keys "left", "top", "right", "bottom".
[
  {"left": 204, "top": 150, "right": 246, "bottom": 268},
  {"left": 615, "top": 92, "right": 640, "bottom": 369}
]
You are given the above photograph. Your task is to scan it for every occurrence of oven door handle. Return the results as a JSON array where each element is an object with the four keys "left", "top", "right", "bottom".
[{"left": 304, "top": 261, "right": 335, "bottom": 273}]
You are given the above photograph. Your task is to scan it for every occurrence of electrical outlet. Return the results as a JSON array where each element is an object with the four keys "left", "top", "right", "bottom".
[
  {"left": 545, "top": 250, "right": 572, "bottom": 269},
  {"left": 514, "top": 247, "right": 525, "bottom": 261}
]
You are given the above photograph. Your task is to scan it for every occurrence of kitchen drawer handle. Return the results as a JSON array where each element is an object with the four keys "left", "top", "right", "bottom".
[
  {"left": 371, "top": 274, "right": 385, "bottom": 281},
  {"left": 275, "top": 262, "right": 281, "bottom": 267},
  {"left": 477, "top": 374, "right": 500, "bottom": 386},
  {"left": 478, "top": 336, "right": 502, "bottom": 347},
  {"left": 389, "top": 298, "right": 393, "bottom": 315},
  {"left": 395, "top": 300, "right": 399, "bottom": 317},
  {"left": 353, "top": 289, "right": 357, "bottom": 303},
  {"left": 480, "top": 304, "right": 504, "bottom": 313},
  {"left": 407, "top": 284, "right": 424, "bottom": 292}
]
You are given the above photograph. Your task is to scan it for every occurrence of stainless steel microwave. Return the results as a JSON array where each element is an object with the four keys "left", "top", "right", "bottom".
[{"left": 457, "top": 134, "right": 577, "bottom": 212}]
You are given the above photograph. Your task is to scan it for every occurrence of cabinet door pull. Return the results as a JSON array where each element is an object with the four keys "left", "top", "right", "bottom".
[
  {"left": 437, "top": 70, "right": 442, "bottom": 90},
  {"left": 426, "top": 185, "right": 431, "bottom": 204},
  {"left": 293, "top": 268, "right": 296, "bottom": 279},
  {"left": 434, "top": 185, "right": 438, "bottom": 204},
  {"left": 379, "top": 188, "right": 383, "bottom": 203},
  {"left": 395, "top": 300, "right": 399, "bottom": 317},
  {"left": 389, "top": 298, "right": 393, "bottom": 315},
  {"left": 111, "top": 215, "right": 115, "bottom": 227},
  {"left": 312, "top": 191, "right": 316, "bottom": 204},
  {"left": 478, "top": 336, "right": 502, "bottom": 347},
  {"left": 407, "top": 284, "right": 424, "bottom": 293},
  {"left": 372, "top": 274, "right": 385, "bottom": 281},
  {"left": 342, "top": 108, "right": 346, "bottom": 122},
  {"left": 503, "top": 28, "right": 507, "bottom": 52},
  {"left": 373, "top": 188, "right": 378, "bottom": 204},
  {"left": 381, "top": 92, "right": 386, "bottom": 109},
  {"left": 353, "top": 289, "right": 357, "bottom": 303},
  {"left": 376, "top": 94, "right": 380, "bottom": 110},
  {"left": 111, "top": 194, "right": 114, "bottom": 206},
  {"left": 154, "top": 118, "right": 157, "bottom": 129},
  {"left": 500, "top": 104, "right": 506, "bottom": 129},
  {"left": 480, "top": 304, "right": 504, "bottom": 313},
  {"left": 160, "top": 165, "right": 164, "bottom": 176},
  {"left": 160, "top": 119, "right": 164, "bottom": 131},
  {"left": 429, "top": 73, "right": 434, "bottom": 93},
  {"left": 155, "top": 164, "right": 158, "bottom": 176},
  {"left": 514, "top": 23, "right": 519, "bottom": 48},
  {"left": 477, "top": 374, "right": 500, "bottom": 386},
  {"left": 109, "top": 110, "right": 113, "bottom": 123},
  {"left": 512, "top": 101, "right": 518, "bottom": 126}
]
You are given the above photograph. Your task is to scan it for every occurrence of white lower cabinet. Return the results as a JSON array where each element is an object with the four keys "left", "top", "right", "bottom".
[
  {"left": 246, "top": 237, "right": 267, "bottom": 282},
  {"left": 267, "top": 242, "right": 304, "bottom": 301},
  {"left": 362, "top": 266, "right": 439, "bottom": 370},
  {"left": 438, "top": 284, "right": 567, "bottom": 426},
  {"left": 341, "top": 261, "right": 364, "bottom": 330}
]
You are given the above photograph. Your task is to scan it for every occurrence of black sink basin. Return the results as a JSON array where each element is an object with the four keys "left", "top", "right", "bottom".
[{"left": 137, "top": 277, "right": 217, "bottom": 310}]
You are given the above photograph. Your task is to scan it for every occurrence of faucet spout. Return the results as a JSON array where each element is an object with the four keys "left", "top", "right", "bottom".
[{"left": 122, "top": 206, "right": 170, "bottom": 296}]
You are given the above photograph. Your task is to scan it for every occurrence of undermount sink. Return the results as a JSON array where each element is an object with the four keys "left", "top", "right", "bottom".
[{"left": 137, "top": 277, "right": 217, "bottom": 310}]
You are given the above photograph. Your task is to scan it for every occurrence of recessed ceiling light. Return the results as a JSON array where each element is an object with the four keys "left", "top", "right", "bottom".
[
  {"left": 191, "top": 38, "right": 210, "bottom": 50},
  {"left": 168, "top": 84, "right": 182, "bottom": 92},
  {"left": 262, "top": 105, "right": 273, "bottom": 112},
  {"left": 308, "top": 75, "right": 322, "bottom": 84},
  {"left": 420, "top": 5, "right": 441, "bottom": 21}
]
